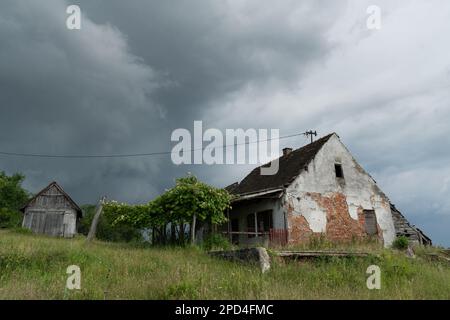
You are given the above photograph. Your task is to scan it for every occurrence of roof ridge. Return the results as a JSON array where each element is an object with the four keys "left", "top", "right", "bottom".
[
  {"left": 230, "top": 133, "right": 335, "bottom": 195},
  {"left": 249, "top": 133, "right": 335, "bottom": 172}
]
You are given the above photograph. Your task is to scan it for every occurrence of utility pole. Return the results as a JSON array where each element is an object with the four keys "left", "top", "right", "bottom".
[
  {"left": 87, "top": 196, "right": 106, "bottom": 242},
  {"left": 304, "top": 130, "right": 317, "bottom": 144}
]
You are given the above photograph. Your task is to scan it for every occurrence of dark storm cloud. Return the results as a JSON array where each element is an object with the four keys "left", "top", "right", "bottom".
[
  {"left": 76, "top": 0, "right": 342, "bottom": 122},
  {"left": 0, "top": 0, "right": 166, "bottom": 202},
  {"left": 0, "top": 0, "right": 339, "bottom": 202}
]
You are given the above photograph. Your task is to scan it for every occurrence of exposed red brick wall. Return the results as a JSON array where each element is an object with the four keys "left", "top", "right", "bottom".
[
  {"left": 288, "top": 214, "right": 314, "bottom": 244},
  {"left": 285, "top": 199, "right": 314, "bottom": 244},
  {"left": 286, "top": 192, "right": 383, "bottom": 245}
]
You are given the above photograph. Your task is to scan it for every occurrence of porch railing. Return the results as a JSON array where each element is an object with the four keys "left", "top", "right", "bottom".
[
  {"left": 222, "top": 228, "right": 288, "bottom": 246},
  {"left": 269, "top": 228, "right": 288, "bottom": 246}
]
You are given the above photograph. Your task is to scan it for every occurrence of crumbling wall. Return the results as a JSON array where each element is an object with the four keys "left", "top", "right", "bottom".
[
  {"left": 391, "top": 205, "right": 432, "bottom": 245},
  {"left": 284, "top": 134, "right": 396, "bottom": 247}
]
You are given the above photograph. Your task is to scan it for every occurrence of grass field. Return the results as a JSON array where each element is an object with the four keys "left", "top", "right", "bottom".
[{"left": 0, "top": 230, "right": 449, "bottom": 300}]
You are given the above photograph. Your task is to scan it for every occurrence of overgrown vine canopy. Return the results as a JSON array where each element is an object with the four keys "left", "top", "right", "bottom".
[{"left": 103, "top": 175, "right": 232, "bottom": 230}]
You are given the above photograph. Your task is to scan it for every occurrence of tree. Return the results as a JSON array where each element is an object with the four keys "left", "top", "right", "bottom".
[
  {"left": 164, "top": 175, "right": 231, "bottom": 244},
  {"left": 104, "top": 174, "right": 232, "bottom": 245},
  {"left": 0, "top": 172, "right": 29, "bottom": 228}
]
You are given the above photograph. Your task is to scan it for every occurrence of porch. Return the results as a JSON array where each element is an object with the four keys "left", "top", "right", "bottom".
[{"left": 220, "top": 189, "right": 288, "bottom": 247}]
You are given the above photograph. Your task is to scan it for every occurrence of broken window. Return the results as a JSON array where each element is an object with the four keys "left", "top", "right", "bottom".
[
  {"left": 247, "top": 210, "right": 273, "bottom": 238},
  {"left": 364, "top": 210, "right": 378, "bottom": 235},
  {"left": 335, "top": 163, "right": 344, "bottom": 178}
]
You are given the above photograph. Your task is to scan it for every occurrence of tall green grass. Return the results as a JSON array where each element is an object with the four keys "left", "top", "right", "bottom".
[{"left": 0, "top": 230, "right": 448, "bottom": 299}]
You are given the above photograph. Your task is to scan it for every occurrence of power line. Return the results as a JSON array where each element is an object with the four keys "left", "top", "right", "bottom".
[
  {"left": 0, "top": 131, "right": 312, "bottom": 159},
  {"left": 304, "top": 130, "right": 317, "bottom": 144}
]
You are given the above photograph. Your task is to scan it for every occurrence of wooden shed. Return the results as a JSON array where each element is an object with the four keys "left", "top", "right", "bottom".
[{"left": 21, "top": 181, "right": 82, "bottom": 238}]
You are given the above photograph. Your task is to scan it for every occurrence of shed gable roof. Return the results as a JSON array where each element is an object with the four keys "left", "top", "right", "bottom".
[
  {"left": 21, "top": 181, "right": 82, "bottom": 217},
  {"left": 227, "top": 133, "right": 335, "bottom": 195}
]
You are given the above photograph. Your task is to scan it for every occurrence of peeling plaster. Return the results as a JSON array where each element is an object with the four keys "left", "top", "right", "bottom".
[
  {"left": 347, "top": 203, "right": 359, "bottom": 220},
  {"left": 287, "top": 193, "right": 327, "bottom": 233}
]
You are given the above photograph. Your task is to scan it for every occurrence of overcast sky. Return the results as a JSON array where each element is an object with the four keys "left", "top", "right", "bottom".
[{"left": 1, "top": 0, "right": 449, "bottom": 246}]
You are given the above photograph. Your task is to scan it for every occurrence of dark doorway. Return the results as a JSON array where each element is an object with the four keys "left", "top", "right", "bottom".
[
  {"left": 364, "top": 210, "right": 377, "bottom": 235},
  {"left": 257, "top": 210, "right": 273, "bottom": 234}
]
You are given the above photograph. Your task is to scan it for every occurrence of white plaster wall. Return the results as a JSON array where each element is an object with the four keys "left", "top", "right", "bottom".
[{"left": 285, "top": 134, "right": 396, "bottom": 246}]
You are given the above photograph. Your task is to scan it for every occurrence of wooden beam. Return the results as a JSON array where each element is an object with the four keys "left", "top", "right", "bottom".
[
  {"left": 275, "top": 251, "right": 369, "bottom": 258},
  {"left": 222, "top": 231, "right": 269, "bottom": 235}
]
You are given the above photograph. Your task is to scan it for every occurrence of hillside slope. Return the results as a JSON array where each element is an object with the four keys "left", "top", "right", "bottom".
[{"left": 0, "top": 230, "right": 448, "bottom": 299}]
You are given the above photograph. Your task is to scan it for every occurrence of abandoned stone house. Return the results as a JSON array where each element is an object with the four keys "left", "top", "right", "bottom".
[
  {"left": 21, "top": 181, "right": 82, "bottom": 238},
  {"left": 224, "top": 133, "right": 431, "bottom": 247}
]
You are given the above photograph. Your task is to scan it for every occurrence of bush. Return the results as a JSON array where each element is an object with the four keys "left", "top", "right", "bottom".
[
  {"left": 202, "top": 234, "right": 231, "bottom": 251},
  {"left": 103, "top": 174, "right": 232, "bottom": 246},
  {"left": 392, "top": 236, "right": 409, "bottom": 250},
  {"left": 0, "top": 172, "right": 29, "bottom": 229},
  {"left": 0, "top": 208, "right": 22, "bottom": 229}
]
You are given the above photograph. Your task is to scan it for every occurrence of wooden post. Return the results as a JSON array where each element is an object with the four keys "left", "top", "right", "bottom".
[
  {"left": 163, "top": 224, "right": 167, "bottom": 245},
  {"left": 180, "top": 223, "right": 185, "bottom": 244},
  {"left": 171, "top": 223, "right": 176, "bottom": 244},
  {"left": 254, "top": 212, "right": 258, "bottom": 238},
  {"left": 227, "top": 208, "right": 231, "bottom": 242},
  {"left": 86, "top": 196, "right": 105, "bottom": 242},
  {"left": 191, "top": 214, "right": 197, "bottom": 245}
]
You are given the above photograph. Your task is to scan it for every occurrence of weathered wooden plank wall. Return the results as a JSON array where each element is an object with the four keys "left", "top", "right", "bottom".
[{"left": 23, "top": 184, "right": 78, "bottom": 237}]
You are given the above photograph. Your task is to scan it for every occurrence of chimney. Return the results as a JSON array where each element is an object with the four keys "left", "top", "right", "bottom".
[{"left": 282, "top": 147, "right": 293, "bottom": 156}]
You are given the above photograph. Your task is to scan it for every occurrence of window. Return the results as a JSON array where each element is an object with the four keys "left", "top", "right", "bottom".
[
  {"left": 247, "top": 210, "right": 273, "bottom": 238},
  {"left": 257, "top": 210, "right": 273, "bottom": 233},
  {"left": 335, "top": 163, "right": 344, "bottom": 178}
]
